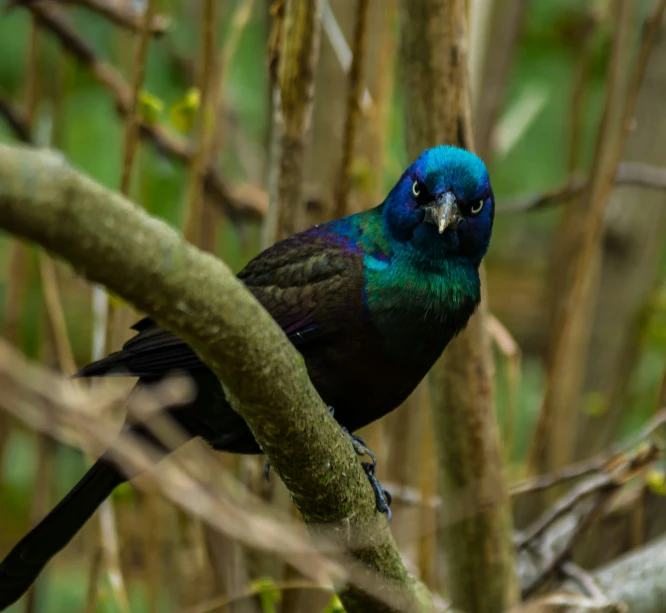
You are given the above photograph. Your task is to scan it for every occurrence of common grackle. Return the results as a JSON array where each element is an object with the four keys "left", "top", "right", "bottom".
[{"left": 0, "top": 145, "right": 494, "bottom": 609}]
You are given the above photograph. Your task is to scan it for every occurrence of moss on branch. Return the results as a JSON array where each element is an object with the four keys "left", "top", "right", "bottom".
[{"left": 0, "top": 144, "right": 432, "bottom": 613}]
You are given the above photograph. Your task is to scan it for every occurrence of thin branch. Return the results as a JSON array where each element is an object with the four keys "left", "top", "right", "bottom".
[
  {"left": 320, "top": 0, "right": 373, "bottom": 112},
  {"left": 119, "top": 0, "right": 158, "bottom": 197},
  {"left": 0, "top": 92, "right": 33, "bottom": 143},
  {"left": 501, "top": 162, "right": 666, "bottom": 214},
  {"left": 205, "top": 0, "right": 256, "bottom": 168},
  {"left": 38, "top": 255, "right": 76, "bottom": 373},
  {"left": 511, "top": 410, "right": 666, "bottom": 497},
  {"left": 520, "top": 496, "right": 612, "bottom": 599},
  {"left": 560, "top": 561, "right": 608, "bottom": 602},
  {"left": 183, "top": 0, "right": 217, "bottom": 246},
  {"left": 566, "top": 10, "right": 599, "bottom": 176},
  {"left": 11, "top": 0, "right": 171, "bottom": 34},
  {"left": 334, "top": 0, "right": 370, "bottom": 219},
  {"left": 472, "top": 0, "right": 530, "bottom": 160},
  {"left": 516, "top": 442, "right": 661, "bottom": 594},
  {"left": 263, "top": 0, "right": 323, "bottom": 244},
  {"left": 0, "top": 143, "right": 434, "bottom": 613},
  {"left": 17, "top": 1, "right": 262, "bottom": 222},
  {"left": 616, "top": 161, "right": 666, "bottom": 190},
  {"left": 488, "top": 313, "right": 522, "bottom": 459},
  {"left": 562, "top": 532, "right": 666, "bottom": 613}
]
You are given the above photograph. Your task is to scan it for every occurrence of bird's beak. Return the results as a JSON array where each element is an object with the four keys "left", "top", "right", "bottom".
[{"left": 423, "top": 191, "right": 461, "bottom": 234}]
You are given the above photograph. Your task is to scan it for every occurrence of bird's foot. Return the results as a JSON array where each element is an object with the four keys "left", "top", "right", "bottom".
[{"left": 336, "top": 421, "right": 392, "bottom": 521}]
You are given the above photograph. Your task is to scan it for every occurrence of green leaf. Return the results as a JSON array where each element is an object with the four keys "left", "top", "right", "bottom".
[
  {"left": 646, "top": 469, "right": 666, "bottom": 496},
  {"left": 139, "top": 90, "right": 165, "bottom": 125},
  {"left": 321, "top": 594, "right": 346, "bottom": 613},
  {"left": 169, "top": 87, "right": 200, "bottom": 133},
  {"left": 250, "top": 576, "right": 282, "bottom": 613}
]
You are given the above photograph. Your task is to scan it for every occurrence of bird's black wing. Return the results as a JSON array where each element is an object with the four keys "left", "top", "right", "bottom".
[{"left": 76, "top": 228, "right": 364, "bottom": 378}]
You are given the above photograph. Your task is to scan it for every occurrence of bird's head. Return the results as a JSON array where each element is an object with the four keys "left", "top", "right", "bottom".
[{"left": 383, "top": 145, "right": 494, "bottom": 266}]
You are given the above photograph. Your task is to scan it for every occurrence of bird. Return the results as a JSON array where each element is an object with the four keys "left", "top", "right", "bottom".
[{"left": 0, "top": 145, "right": 494, "bottom": 610}]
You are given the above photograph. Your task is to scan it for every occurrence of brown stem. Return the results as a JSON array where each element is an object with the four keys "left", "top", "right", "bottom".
[
  {"left": 263, "top": 0, "right": 323, "bottom": 245},
  {"left": 17, "top": 1, "right": 260, "bottom": 221},
  {"left": 334, "top": 0, "right": 370, "bottom": 219},
  {"left": 183, "top": 0, "right": 217, "bottom": 246},
  {"left": 13, "top": 0, "right": 171, "bottom": 34}
]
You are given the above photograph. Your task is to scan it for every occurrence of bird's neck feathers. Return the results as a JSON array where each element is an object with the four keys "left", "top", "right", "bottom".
[{"left": 326, "top": 206, "right": 480, "bottom": 359}]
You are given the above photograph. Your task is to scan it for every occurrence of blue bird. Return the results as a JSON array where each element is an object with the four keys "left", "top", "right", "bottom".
[{"left": 0, "top": 145, "right": 494, "bottom": 610}]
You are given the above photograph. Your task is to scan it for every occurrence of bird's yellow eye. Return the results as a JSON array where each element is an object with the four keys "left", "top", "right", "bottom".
[
  {"left": 412, "top": 181, "right": 421, "bottom": 197},
  {"left": 470, "top": 199, "right": 484, "bottom": 215}
]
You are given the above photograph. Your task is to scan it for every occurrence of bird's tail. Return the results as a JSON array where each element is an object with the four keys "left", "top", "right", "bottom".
[{"left": 0, "top": 458, "right": 125, "bottom": 610}]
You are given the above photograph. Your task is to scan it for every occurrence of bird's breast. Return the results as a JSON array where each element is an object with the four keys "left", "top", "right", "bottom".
[{"left": 364, "top": 264, "right": 479, "bottom": 362}]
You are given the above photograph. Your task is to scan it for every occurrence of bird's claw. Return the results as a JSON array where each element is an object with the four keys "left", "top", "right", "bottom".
[
  {"left": 361, "top": 461, "right": 392, "bottom": 521},
  {"left": 336, "top": 414, "right": 391, "bottom": 521}
]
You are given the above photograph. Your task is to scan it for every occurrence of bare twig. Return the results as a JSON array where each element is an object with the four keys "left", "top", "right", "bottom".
[
  {"left": 119, "top": 0, "right": 158, "bottom": 197},
  {"left": 521, "top": 498, "right": 611, "bottom": 599},
  {"left": 560, "top": 561, "right": 608, "bottom": 602},
  {"left": 488, "top": 313, "right": 522, "bottom": 459},
  {"left": 334, "top": 0, "right": 370, "bottom": 219},
  {"left": 472, "top": 0, "right": 530, "bottom": 159},
  {"left": 11, "top": 0, "right": 171, "bottom": 34},
  {"left": 183, "top": 0, "right": 217, "bottom": 246},
  {"left": 518, "top": 443, "right": 661, "bottom": 550},
  {"left": 512, "top": 410, "right": 666, "bottom": 497},
  {"left": 263, "top": 0, "right": 323, "bottom": 244},
  {"left": 206, "top": 0, "right": 255, "bottom": 166},
  {"left": 38, "top": 256, "right": 76, "bottom": 373},
  {"left": 17, "top": 1, "right": 261, "bottom": 221},
  {"left": 0, "top": 92, "right": 32, "bottom": 143},
  {"left": 320, "top": 0, "right": 373, "bottom": 112},
  {"left": 566, "top": 10, "right": 599, "bottom": 176},
  {"left": 501, "top": 162, "right": 666, "bottom": 214}
]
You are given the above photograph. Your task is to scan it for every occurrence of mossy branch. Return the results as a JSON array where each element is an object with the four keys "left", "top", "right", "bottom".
[{"left": 0, "top": 143, "right": 433, "bottom": 613}]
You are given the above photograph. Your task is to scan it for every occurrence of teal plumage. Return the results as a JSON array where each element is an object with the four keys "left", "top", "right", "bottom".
[{"left": 0, "top": 145, "right": 495, "bottom": 610}]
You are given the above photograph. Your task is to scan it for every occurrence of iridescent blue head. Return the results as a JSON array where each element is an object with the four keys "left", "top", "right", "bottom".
[{"left": 383, "top": 145, "right": 494, "bottom": 266}]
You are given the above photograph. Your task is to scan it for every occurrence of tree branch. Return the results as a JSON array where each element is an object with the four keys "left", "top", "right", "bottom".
[
  {"left": 0, "top": 92, "right": 33, "bottom": 144},
  {"left": 11, "top": 0, "right": 171, "bottom": 35},
  {"left": 0, "top": 143, "right": 433, "bottom": 613}
]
